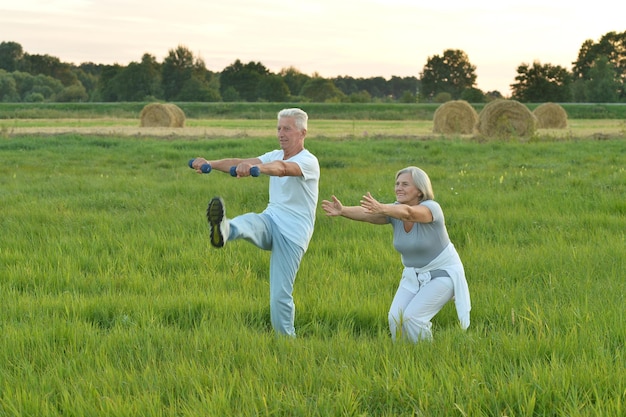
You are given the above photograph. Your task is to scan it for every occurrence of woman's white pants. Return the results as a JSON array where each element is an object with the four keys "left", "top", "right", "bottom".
[{"left": 388, "top": 274, "right": 454, "bottom": 343}]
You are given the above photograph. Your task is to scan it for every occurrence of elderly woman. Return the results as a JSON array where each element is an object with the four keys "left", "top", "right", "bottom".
[{"left": 321, "top": 166, "right": 470, "bottom": 342}]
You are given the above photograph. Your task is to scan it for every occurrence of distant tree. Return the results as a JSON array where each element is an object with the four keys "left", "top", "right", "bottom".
[
  {"left": 32, "top": 74, "right": 64, "bottom": 101},
  {"left": 11, "top": 71, "right": 35, "bottom": 99},
  {"left": 220, "top": 59, "right": 269, "bottom": 102},
  {"left": 300, "top": 77, "right": 345, "bottom": 102},
  {"left": 162, "top": 45, "right": 214, "bottom": 101},
  {"left": 77, "top": 62, "right": 103, "bottom": 75},
  {"left": 112, "top": 54, "right": 162, "bottom": 101},
  {"left": 585, "top": 56, "right": 619, "bottom": 103},
  {"left": 257, "top": 74, "right": 290, "bottom": 102},
  {"left": 333, "top": 76, "right": 360, "bottom": 96},
  {"left": 205, "top": 72, "right": 221, "bottom": 101},
  {"left": 434, "top": 92, "right": 452, "bottom": 103},
  {"left": 56, "top": 84, "right": 88, "bottom": 102},
  {"left": 20, "top": 53, "right": 78, "bottom": 86},
  {"left": 398, "top": 90, "right": 416, "bottom": 103},
  {"left": 348, "top": 90, "right": 372, "bottom": 103},
  {"left": 420, "top": 49, "right": 477, "bottom": 101},
  {"left": 388, "top": 76, "right": 419, "bottom": 100},
  {"left": 97, "top": 64, "right": 123, "bottom": 101},
  {"left": 511, "top": 61, "right": 571, "bottom": 102},
  {"left": 0, "top": 41, "right": 24, "bottom": 72},
  {"left": 191, "top": 62, "right": 220, "bottom": 102},
  {"left": 358, "top": 76, "right": 388, "bottom": 99},
  {"left": 162, "top": 45, "right": 194, "bottom": 100},
  {"left": 570, "top": 79, "right": 587, "bottom": 103},
  {"left": 333, "top": 76, "right": 391, "bottom": 100},
  {"left": 74, "top": 67, "right": 100, "bottom": 100},
  {"left": 53, "top": 64, "right": 79, "bottom": 87},
  {"left": 572, "top": 30, "right": 626, "bottom": 101},
  {"left": 0, "top": 70, "right": 20, "bottom": 101},
  {"left": 460, "top": 87, "right": 486, "bottom": 103},
  {"left": 0, "top": 70, "right": 63, "bottom": 102},
  {"left": 220, "top": 85, "right": 240, "bottom": 102},
  {"left": 320, "top": 75, "right": 419, "bottom": 102},
  {"left": 279, "top": 66, "right": 310, "bottom": 99},
  {"left": 178, "top": 76, "right": 221, "bottom": 101},
  {"left": 24, "top": 92, "right": 44, "bottom": 102},
  {"left": 485, "top": 90, "right": 504, "bottom": 101},
  {"left": 19, "top": 53, "right": 55, "bottom": 75}
]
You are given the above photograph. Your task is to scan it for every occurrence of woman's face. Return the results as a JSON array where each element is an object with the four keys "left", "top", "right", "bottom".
[{"left": 395, "top": 172, "right": 421, "bottom": 205}]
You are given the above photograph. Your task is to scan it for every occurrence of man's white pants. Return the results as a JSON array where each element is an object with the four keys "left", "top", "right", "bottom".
[
  {"left": 388, "top": 273, "right": 454, "bottom": 343},
  {"left": 229, "top": 213, "right": 304, "bottom": 337}
]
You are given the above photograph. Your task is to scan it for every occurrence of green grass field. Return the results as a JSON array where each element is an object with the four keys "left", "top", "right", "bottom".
[{"left": 1, "top": 118, "right": 625, "bottom": 415}]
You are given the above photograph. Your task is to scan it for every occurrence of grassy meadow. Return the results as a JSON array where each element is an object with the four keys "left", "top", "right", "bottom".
[{"left": 1, "top": 114, "right": 625, "bottom": 416}]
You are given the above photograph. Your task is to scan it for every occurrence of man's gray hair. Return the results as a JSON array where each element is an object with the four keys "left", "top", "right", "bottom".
[{"left": 278, "top": 108, "right": 308, "bottom": 131}]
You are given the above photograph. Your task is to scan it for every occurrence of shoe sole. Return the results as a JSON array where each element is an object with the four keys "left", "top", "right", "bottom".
[{"left": 206, "top": 197, "right": 225, "bottom": 248}]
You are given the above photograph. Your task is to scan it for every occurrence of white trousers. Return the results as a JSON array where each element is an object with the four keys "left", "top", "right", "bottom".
[
  {"left": 388, "top": 272, "right": 454, "bottom": 343},
  {"left": 229, "top": 213, "right": 304, "bottom": 337}
]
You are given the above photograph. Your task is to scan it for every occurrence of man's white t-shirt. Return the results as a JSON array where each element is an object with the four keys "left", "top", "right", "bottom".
[{"left": 258, "top": 149, "right": 320, "bottom": 250}]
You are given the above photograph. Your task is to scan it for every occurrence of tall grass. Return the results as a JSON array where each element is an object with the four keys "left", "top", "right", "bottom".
[{"left": 1, "top": 132, "right": 625, "bottom": 416}]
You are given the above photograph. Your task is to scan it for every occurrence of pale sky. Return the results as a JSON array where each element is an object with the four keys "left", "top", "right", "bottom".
[{"left": 1, "top": 0, "right": 624, "bottom": 95}]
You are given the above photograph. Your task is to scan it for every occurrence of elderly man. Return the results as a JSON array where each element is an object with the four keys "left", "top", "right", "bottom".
[{"left": 191, "top": 108, "right": 319, "bottom": 337}]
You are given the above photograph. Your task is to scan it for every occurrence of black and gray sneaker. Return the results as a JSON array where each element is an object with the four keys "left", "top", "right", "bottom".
[{"left": 206, "top": 196, "right": 229, "bottom": 248}]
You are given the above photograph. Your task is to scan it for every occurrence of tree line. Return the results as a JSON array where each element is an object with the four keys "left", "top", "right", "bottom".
[{"left": 0, "top": 30, "right": 624, "bottom": 104}]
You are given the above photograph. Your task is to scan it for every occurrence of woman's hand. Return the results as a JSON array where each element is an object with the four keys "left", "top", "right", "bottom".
[
  {"left": 360, "top": 192, "right": 385, "bottom": 214},
  {"left": 321, "top": 195, "right": 343, "bottom": 216}
]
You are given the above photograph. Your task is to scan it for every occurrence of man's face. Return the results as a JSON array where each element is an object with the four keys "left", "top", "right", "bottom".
[{"left": 276, "top": 116, "right": 305, "bottom": 151}]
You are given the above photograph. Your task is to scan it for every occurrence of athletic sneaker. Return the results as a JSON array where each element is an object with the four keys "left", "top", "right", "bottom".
[{"left": 206, "top": 196, "right": 229, "bottom": 248}]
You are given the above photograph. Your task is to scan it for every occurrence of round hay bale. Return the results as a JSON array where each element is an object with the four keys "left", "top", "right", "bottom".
[
  {"left": 139, "top": 103, "right": 171, "bottom": 127},
  {"left": 163, "top": 103, "right": 186, "bottom": 127},
  {"left": 432, "top": 100, "right": 478, "bottom": 134},
  {"left": 140, "top": 103, "right": 185, "bottom": 128},
  {"left": 533, "top": 102, "right": 568, "bottom": 129},
  {"left": 477, "top": 99, "right": 537, "bottom": 138}
]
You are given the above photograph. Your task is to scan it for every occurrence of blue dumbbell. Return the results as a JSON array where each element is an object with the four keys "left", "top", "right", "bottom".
[
  {"left": 230, "top": 166, "right": 260, "bottom": 177},
  {"left": 189, "top": 158, "right": 212, "bottom": 173}
]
